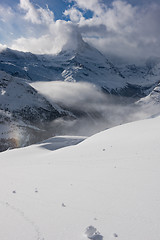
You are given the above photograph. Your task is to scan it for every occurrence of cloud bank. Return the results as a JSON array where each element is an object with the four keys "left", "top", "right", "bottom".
[
  {"left": 0, "top": 0, "right": 160, "bottom": 60},
  {"left": 31, "top": 81, "right": 158, "bottom": 136}
]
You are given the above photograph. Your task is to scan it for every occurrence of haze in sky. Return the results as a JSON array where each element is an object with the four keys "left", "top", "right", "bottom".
[{"left": 0, "top": 0, "right": 160, "bottom": 60}]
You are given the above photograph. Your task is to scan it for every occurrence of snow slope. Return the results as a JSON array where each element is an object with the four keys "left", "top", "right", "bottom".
[{"left": 0, "top": 116, "right": 160, "bottom": 240}]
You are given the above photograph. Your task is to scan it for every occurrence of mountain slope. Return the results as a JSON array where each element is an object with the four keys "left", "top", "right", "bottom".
[
  {"left": 135, "top": 79, "right": 160, "bottom": 118},
  {"left": 137, "top": 83, "right": 160, "bottom": 105},
  {"left": 1, "top": 43, "right": 159, "bottom": 98},
  {"left": 0, "top": 71, "right": 72, "bottom": 151},
  {"left": 118, "top": 58, "right": 160, "bottom": 97},
  {"left": 0, "top": 116, "right": 160, "bottom": 240},
  {"left": 0, "top": 43, "right": 126, "bottom": 90},
  {"left": 0, "top": 40, "right": 160, "bottom": 151},
  {"left": 57, "top": 40, "right": 126, "bottom": 90}
]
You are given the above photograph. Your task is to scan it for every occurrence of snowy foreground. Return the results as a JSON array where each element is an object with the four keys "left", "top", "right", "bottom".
[{"left": 0, "top": 117, "right": 160, "bottom": 240}]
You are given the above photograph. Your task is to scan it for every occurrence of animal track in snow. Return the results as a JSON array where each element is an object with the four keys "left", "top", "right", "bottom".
[
  {"left": 0, "top": 200, "right": 44, "bottom": 240},
  {"left": 62, "top": 203, "right": 66, "bottom": 207},
  {"left": 112, "top": 233, "right": 118, "bottom": 238}
]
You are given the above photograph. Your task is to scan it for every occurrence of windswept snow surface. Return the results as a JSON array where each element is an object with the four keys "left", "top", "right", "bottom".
[
  {"left": 38, "top": 135, "right": 86, "bottom": 151},
  {"left": 0, "top": 117, "right": 160, "bottom": 240}
]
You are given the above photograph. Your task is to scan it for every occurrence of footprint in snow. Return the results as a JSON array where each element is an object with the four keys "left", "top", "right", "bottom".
[
  {"left": 85, "top": 226, "right": 103, "bottom": 240},
  {"left": 110, "top": 233, "right": 118, "bottom": 239},
  {"left": 113, "top": 233, "right": 118, "bottom": 238}
]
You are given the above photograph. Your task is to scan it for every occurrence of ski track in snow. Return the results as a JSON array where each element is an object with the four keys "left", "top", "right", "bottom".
[{"left": 0, "top": 200, "right": 45, "bottom": 240}]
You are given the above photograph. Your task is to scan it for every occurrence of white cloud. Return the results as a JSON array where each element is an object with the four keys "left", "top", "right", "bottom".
[
  {"left": 0, "top": 0, "right": 160, "bottom": 60},
  {"left": 0, "top": 43, "right": 7, "bottom": 52},
  {"left": 65, "top": 0, "right": 160, "bottom": 60},
  {"left": 31, "top": 80, "right": 153, "bottom": 136},
  {"left": 0, "top": 5, "right": 13, "bottom": 22},
  {"left": 11, "top": 19, "right": 82, "bottom": 54},
  {"left": 69, "top": 0, "right": 106, "bottom": 16},
  {"left": 105, "top": 1, "right": 136, "bottom": 32},
  {"left": 19, "top": 0, "right": 40, "bottom": 24},
  {"left": 11, "top": 35, "right": 57, "bottom": 54},
  {"left": 64, "top": 8, "right": 84, "bottom": 23},
  {"left": 31, "top": 81, "right": 105, "bottom": 110},
  {"left": 19, "top": 0, "right": 54, "bottom": 24},
  {"left": 0, "top": 5, "right": 20, "bottom": 45},
  {"left": 9, "top": 0, "right": 84, "bottom": 54},
  {"left": 77, "top": 0, "right": 160, "bottom": 60}
]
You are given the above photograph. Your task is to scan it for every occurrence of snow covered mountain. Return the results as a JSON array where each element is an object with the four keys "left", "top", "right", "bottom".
[
  {"left": 0, "top": 42, "right": 125, "bottom": 91},
  {"left": 0, "top": 40, "right": 159, "bottom": 97},
  {"left": 135, "top": 81, "right": 160, "bottom": 118},
  {"left": 117, "top": 58, "right": 160, "bottom": 98},
  {"left": 134, "top": 58, "right": 160, "bottom": 114},
  {"left": 0, "top": 39, "right": 160, "bottom": 151},
  {"left": 0, "top": 71, "right": 73, "bottom": 151},
  {"left": 0, "top": 116, "right": 160, "bottom": 240}
]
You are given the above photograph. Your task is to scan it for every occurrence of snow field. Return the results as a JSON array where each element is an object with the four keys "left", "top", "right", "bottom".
[{"left": 0, "top": 117, "right": 160, "bottom": 239}]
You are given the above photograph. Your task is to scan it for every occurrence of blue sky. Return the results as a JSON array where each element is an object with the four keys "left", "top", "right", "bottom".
[
  {"left": 0, "top": 0, "right": 160, "bottom": 60},
  {"left": 1, "top": 0, "right": 92, "bottom": 20},
  {"left": 1, "top": 0, "right": 159, "bottom": 15},
  {"left": 2, "top": 0, "right": 159, "bottom": 18}
]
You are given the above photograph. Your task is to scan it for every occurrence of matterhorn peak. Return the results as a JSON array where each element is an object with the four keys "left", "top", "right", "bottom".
[{"left": 61, "top": 29, "right": 84, "bottom": 53}]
